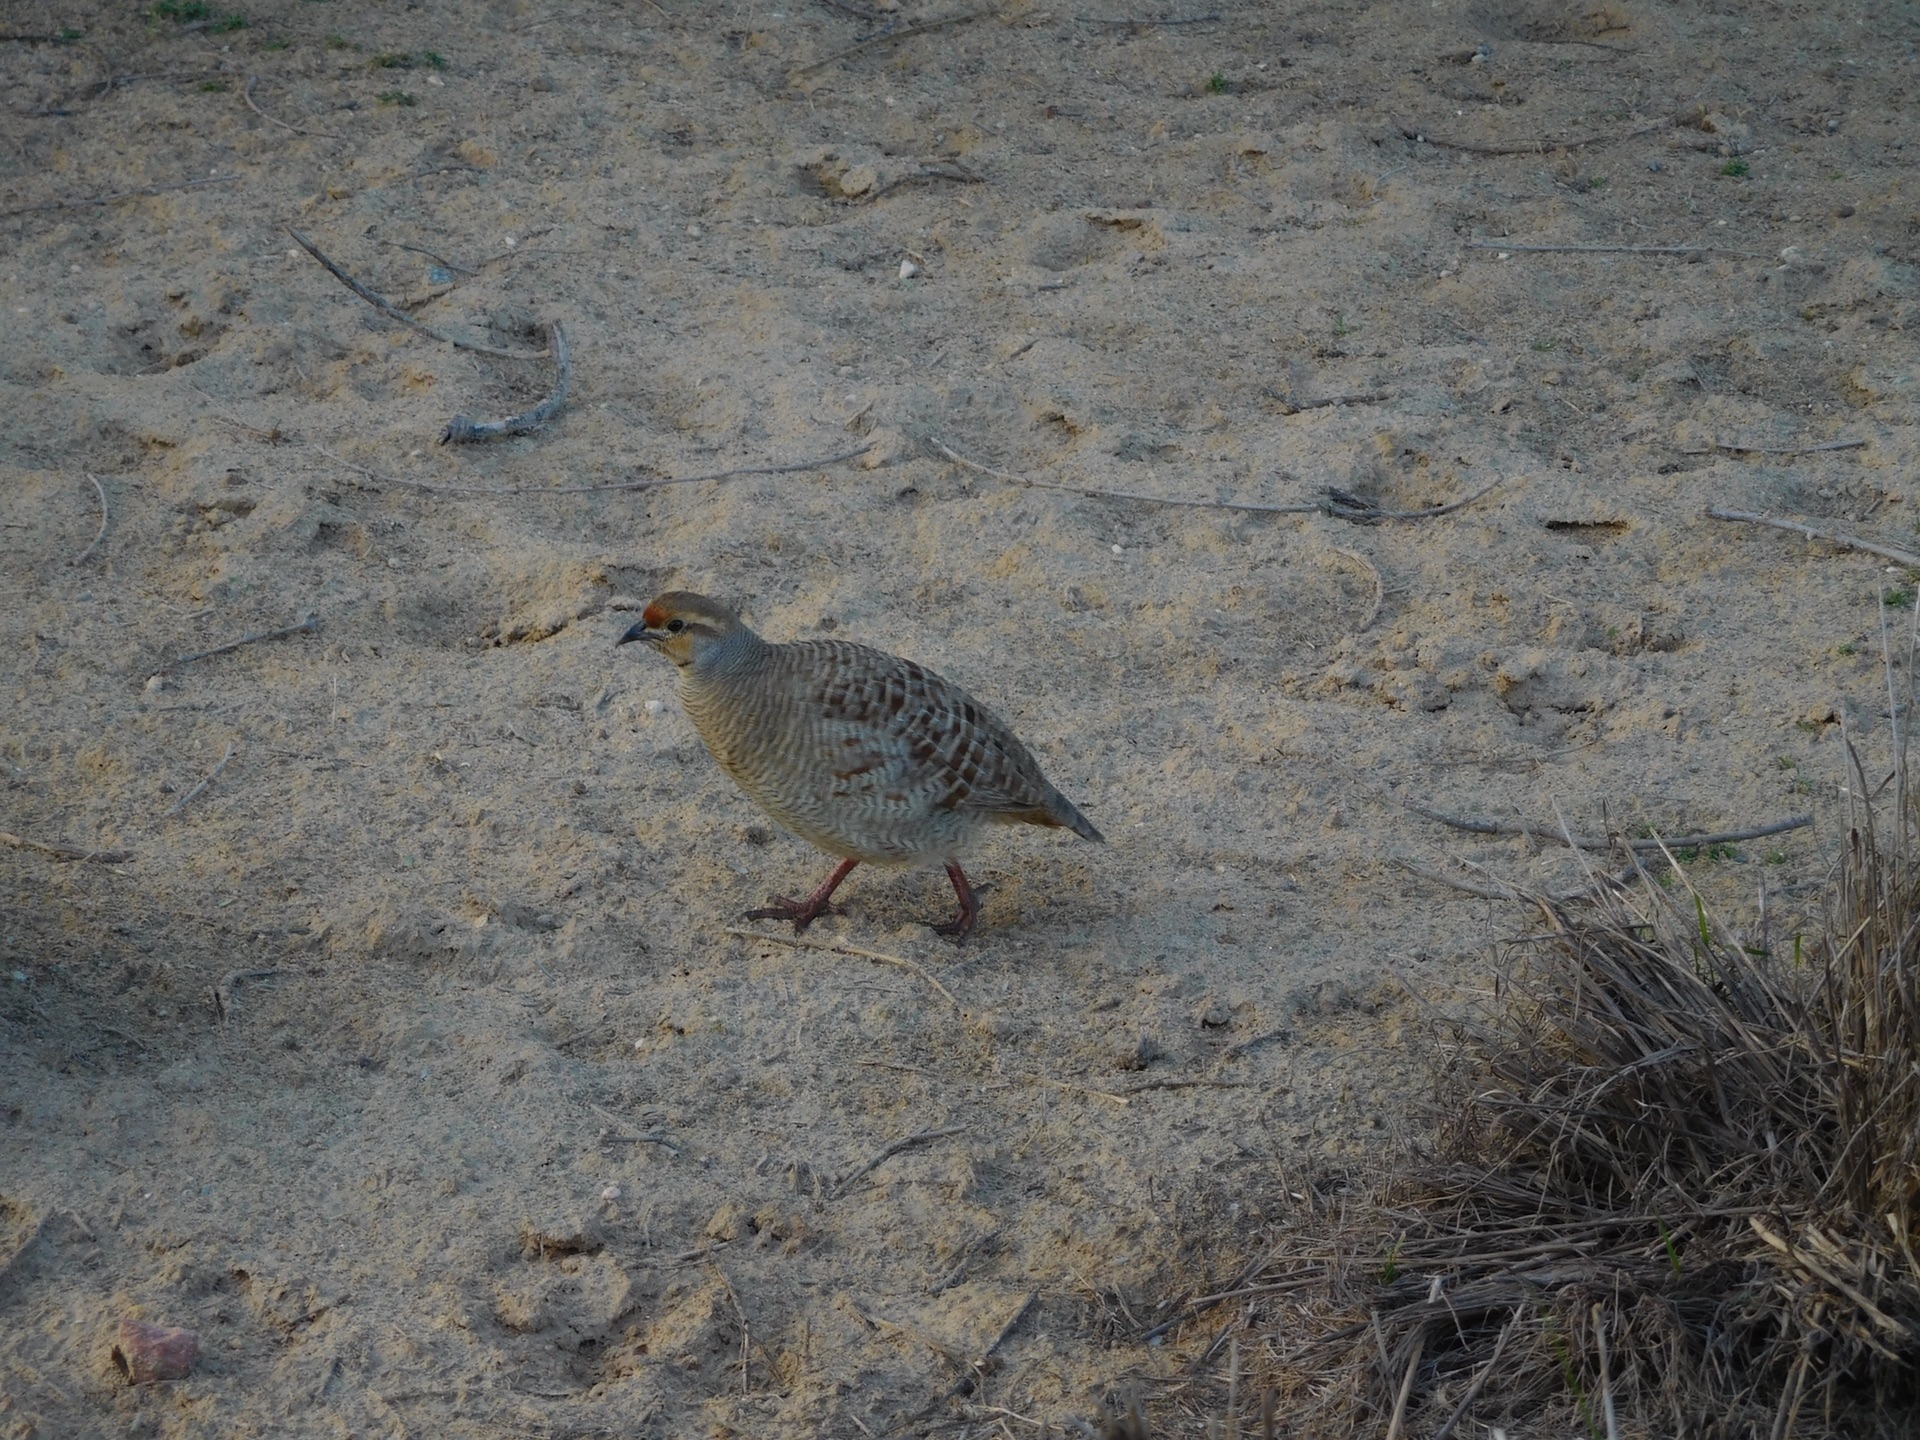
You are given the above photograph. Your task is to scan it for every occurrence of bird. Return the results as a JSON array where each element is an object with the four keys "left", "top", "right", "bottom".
[{"left": 618, "top": 591, "right": 1102, "bottom": 942}]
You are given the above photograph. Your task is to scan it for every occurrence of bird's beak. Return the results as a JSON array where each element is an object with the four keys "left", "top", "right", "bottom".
[{"left": 617, "top": 619, "right": 657, "bottom": 648}]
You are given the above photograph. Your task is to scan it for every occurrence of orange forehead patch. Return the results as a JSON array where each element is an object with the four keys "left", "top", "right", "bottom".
[{"left": 642, "top": 601, "right": 668, "bottom": 629}]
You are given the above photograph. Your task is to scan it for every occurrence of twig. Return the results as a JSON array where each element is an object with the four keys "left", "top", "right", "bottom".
[
  {"left": 1685, "top": 438, "right": 1865, "bottom": 458},
  {"left": 322, "top": 445, "right": 873, "bottom": 497},
  {"left": 166, "top": 741, "right": 236, "bottom": 818},
  {"left": 1393, "top": 855, "right": 1637, "bottom": 904},
  {"left": 1030, "top": 1074, "right": 1131, "bottom": 1107},
  {"left": 1593, "top": 1303, "right": 1620, "bottom": 1440},
  {"left": 285, "top": 226, "right": 549, "bottom": 362},
  {"left": 1079, "top": 13, "right": 1222, "bottom": 25},
  {"left": 0, "top": 832, "right": 133, "bottom": 864},
  {"left": 1222, "top": 1026, "right": 1289, "bottom": 1058},
  {"left": 1401, "top": 118, "right": 1669, "bottom": 155},
  {"left": 1121, "top": 1077, "right": 1248, "bottom": 1094},
  {"left": 382, "top": 238, "right": 476, "bottom": 276},
  {"left": 1384, "top": 1328, "right": 1426, "bottom": 1440},
  {"left": 70, "top": 472, "right": 108, "bottom": 566},
  {"left": 441, "top": 322, "right": 571, "bottom": 442},
  {"left": 0, "top": 174, "right": 237, "bottom": 219},
  {"left": 211, "top": 967, "right": 279, "bottom": 1024},
  {"left": 863, "top": 161, "right": 986, "bottom": 202},
  {"left": 587, "top": 1102, "right": 682, "bottom": 1152},
  {"left": 1462, "top": 240, "right": 1755, "bottom": 256},
  {"left": 1401, "top": 800, "right": 1813, "bottom": 853},
  {"left": 723, "top": 926, "right": 962, "bottom": 1011},
  {"left": 1706, "top": 506, "right": 1920, "bottom": 571},
  {"left": 164, "top": 614, "right": 317, "bottom": 671},
  {"left": 792, "top": 9, "right": 988, "bottom": 75},
  {"left": 243, "top": 74, "right": 340, "bottom": 139},
  {"left": 1321, "top": 485, "right": 1506, "bottom": 522},
  {"left": 1328, "top": 545, "right": 1383, "bottom": 633},
  {"left": 831, "top": 1124, "right": 967, "bottom": 1199},
  {"left": 1264, "top": 387, "right": 1391, "bottom": 414},
  {"left": 1428, "top": 1309, "right": 1521, "bottom": 1440},
  {"left": 932, "top": 439, "right": 1503, "bottom": 522}
]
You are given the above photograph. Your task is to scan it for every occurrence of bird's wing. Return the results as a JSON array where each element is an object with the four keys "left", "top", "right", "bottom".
[{"left": 805, "top": 644, "right": 1051, "bottom": 816}]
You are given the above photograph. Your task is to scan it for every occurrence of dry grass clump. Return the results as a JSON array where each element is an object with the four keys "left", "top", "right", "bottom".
[{"left": 1146, "top": 756, "right": 1920, "bottom": 1439}]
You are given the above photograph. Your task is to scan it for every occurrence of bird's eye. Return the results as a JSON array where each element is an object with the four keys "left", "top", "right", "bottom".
[{"left": 665, "top": 618, "right": 686, "bottom": 634}]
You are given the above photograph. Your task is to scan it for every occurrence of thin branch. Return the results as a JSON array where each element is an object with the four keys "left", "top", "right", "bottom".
[
  {"left": 1402, "top": 118, "right": 1670, "bottom": 155},
  {"left": 831, "top": 1125, "right": 967, "bottom": 1199},
  {"left": 211, "top": 967, "right": 279, "bottom": 1024},
  {"left": 1384, "top": 1328, "right": 1427, "bottom": 1440},
  {"left": 932, "top": 438, "right": 1503, "bottom": 521},
  {"left": 1463, "top": 240, "right": 1757, "bottom": 257},
  {"left": 792, "top": 9, "right": 988, "bottom": 75},
  {"left": 323, "top": 445, "right": 872, "bottom": 497},
  {"left": 863, "top": 161, "right": 986, "bottom": 202},
  {"left": 1685, "top": 438, "right": 1866, "bottom": 458},
  {"left": 1, "top": 174, "right": 236, "bottom": 219},
  {"left": 285, "top": 226, "right": 549, "bottom": 361},
  {"left": 1707, "top": 506, "right": 1920, "bottom": 571},
  {"left": 587, "top": 1102, "right": 682, "bottom": 1152},
  {"left": 0, "top": 832, "right": 133, "bottom": 864},
  {"left": 1078, "top": 13, "right": 1222, "bottom": 26},
  {"left": 1328, "top": 545, "right": 1384, "bottom": 633},
  {"left": 723, "top": 926, "right": 962, "bottom": 1011},
  {"left": 1401, "top": 800, "right": 1813, "bottom": 853},
  {"left": 1393, "top": 855, "right": 1637, "bottom": 904},
  {"left": 70, "top": 472, "right": 108, "bottom": 566},
  {"left": 1264, "top": 387, "right": 1392, "bottom": 414},
  {"left": 243, "top": 74, "right": 339, "bottom": 139},
  {"left": 1428, "top": 1309, "right": 1522, "bottom": 1440},
  {"left": 166, "top": 741, "right": 236, "bottom": 818},
  {"left": 1594, "top": 1303, "right": 1621, "bottom": 1440},
  {"left": 164, "top": 614, "right": 318, "bottom": 671},
  {"left": 381, "top": 238, "right": 476, "bottom": 276},
  {"left": 441, "top": 322, "right": 571, "bottom": 442}
]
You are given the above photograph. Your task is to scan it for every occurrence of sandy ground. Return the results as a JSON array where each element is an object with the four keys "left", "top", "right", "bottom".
[{"left": 3, "top": 0, "right": 1917, "bottom": 1434}]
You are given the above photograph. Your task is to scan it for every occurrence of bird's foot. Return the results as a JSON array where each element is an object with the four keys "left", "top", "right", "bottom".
[
  {"left": 925, "top": 860, "right": 980, "bottom": 944},
  {"left": 924, "top": 911, "right": 976, "bottom": 945},
  {"left": 746, "top": 895, "right": 839, "bottom": 933}
]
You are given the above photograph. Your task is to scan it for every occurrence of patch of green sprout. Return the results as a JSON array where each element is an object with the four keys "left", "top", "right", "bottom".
[
  {"left": 1205, "top": 70, "right": 1229, "bottom": 94},
  {"left": 1721, "top": 158, "right": 1750, "bottom": 178},
  {"left": 198, "top": 79, "right": 229, "bottom": 91},
  {"left": 376, "top": 89, "right": 417, "bottom": 106}
]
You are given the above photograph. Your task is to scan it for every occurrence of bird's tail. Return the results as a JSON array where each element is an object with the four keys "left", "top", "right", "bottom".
[{"left": 1045, "top": 790, "right": 1104, "bottom": 843}]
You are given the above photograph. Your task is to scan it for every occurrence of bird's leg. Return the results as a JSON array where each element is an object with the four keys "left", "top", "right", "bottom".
[
  {"left": 927, "top": 860, "right": 979, "bottom": 943},
  {"left": 747, "top": 857, "right": 859, "bottom": 933}
]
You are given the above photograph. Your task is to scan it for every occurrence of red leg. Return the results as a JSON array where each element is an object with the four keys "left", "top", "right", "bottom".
[
  {"left": 928, "top": 860, "right": 979, "bottom": 943},
  {"left": 747, "top": 857, "right": 858, "bottom": 933}
]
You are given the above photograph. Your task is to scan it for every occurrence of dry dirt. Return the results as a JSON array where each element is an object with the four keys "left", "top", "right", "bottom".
[{"left": 2, "top": 0, "right": 1917, "bottom": 1435}]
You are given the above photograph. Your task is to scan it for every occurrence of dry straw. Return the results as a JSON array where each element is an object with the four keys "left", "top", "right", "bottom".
[{"left": 1132, "top": 644, "right": 1920, "bottom": 1436}]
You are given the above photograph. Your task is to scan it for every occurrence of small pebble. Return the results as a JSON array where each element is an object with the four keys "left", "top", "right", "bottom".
[
  {"left": 899, "top": 258, "right": 921, "bottom": 280},
  {"left": 601, "top": 1185, "right": 622, "bottom": 1202},
  {"left": 644, "top": 698, "right": 665, "bottom": 716}
]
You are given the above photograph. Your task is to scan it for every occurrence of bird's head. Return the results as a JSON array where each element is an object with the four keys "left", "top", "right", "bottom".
[{"left": 617, "top": 591, "right": 748, "bottom": 670}]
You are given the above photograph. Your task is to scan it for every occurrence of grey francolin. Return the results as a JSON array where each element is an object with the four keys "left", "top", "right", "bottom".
[{"left": 618, "top": 592, "right": 1101, "bottom": 941}]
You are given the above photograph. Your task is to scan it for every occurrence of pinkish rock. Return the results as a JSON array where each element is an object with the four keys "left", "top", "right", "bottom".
[{"left": 112, "top": 1319, "right": 200, "bottom": 1384}]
